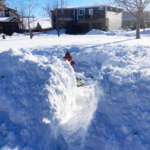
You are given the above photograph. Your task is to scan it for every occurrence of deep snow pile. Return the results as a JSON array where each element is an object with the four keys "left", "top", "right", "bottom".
[
  {"left": 46, "top": 29, "right": 66, "bottom": 35},
  {"left": 11, "top": 29, "right": 66, "bottom": 37},
  {"left": 86, "top": 28, "right": 150, "bottom": 37},
  {"left": 1, "top": 29, "right": 150, "bottom": 150},
  {"left": 72, "top": 44, "right": 150, "bottom": 150},
  {"left": 0, "top": 49, "right": 98, "bottom": 150}
]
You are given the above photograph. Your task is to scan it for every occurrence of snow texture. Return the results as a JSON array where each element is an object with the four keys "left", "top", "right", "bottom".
[
  {"left": 0, "top": 28, "right": 150, "bottom": 150},
  {"left": 0, "top": 48, "right": 98, "bottom": 150},
  {"left": 76, "top": 2, "right": 123, "bottom": 9}
]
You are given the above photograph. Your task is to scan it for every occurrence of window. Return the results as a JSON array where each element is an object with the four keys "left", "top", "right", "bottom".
[
  {"left": 61, "top": 10, "right": 64, "bottom": 14},
  {"left": 89, "top": 9, "right": 93, "bottom": 15},
  {"left": 99, "top": 7, "right": 103, "bottom": 10},
  {"left": 5, "top": 10, "right": 9, "bottom": 17},
  {"left": 110, "top": 7, "right": 113, "bottom": 11},
  {"left": 116, "top": 8, "right": 118, "bottom": 11},
  {"left": 79, "top": 9, "right": 85, "bottom": 15}
]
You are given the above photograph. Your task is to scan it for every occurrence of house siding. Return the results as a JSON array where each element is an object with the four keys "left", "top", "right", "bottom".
[
  {"left": 51, "top": 4, "right": 123, "bottom": 32},
  {"left": 78, "top": 18, "right": 106, "bottom": 32},
  {"left": 106, "top": 10, "right": 122, "bottom": 30},
  {"left": 122, "top": 11, "right": 150, "bottom": 28},
  {"left": 75, "top": 9, "right": 77, "bottom": 26},
  {"left": 52, "top": 9, "right": 74, "bottom": 29},
  {"left": 107, "top": 7, "right": 122, "bottom": 13}
]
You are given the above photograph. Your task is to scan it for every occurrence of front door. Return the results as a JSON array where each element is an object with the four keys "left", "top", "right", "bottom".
[{"left": 89, "top": 9, "right": 93, "bottom": 18}]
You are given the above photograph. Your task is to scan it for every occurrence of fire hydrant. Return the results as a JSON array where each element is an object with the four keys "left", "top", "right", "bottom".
[
  {"left": 2, "top": 34, "right": 6, "bottom": 39},
  {"left": 63, "top": 51, "right": 75, "bottom": 66},
  {"left": 31, "top": 33, "right": 34, "bottom": 38}
]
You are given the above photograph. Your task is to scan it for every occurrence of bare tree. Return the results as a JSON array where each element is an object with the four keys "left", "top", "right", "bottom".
[
  {"left": 26, "top": 0, "right": 39, "bottom": 39},
  {"left": 9, "top": 0, "right": 27, "bottom": 31},
  {"left": 105, "top": 0, "right": 150, "bottom": 39},
  {"left": 8, "top": 0, "right": 40, "bottom": 38},
  {"left": 17, "top": 1, "right": 27, "bottom": 31},
  {"left": 44, "top": 0, "right": 72, "bottom": 37}
]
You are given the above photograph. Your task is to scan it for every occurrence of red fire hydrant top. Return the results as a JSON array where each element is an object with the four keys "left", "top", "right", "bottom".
[
  {"left": 63, "top": 51, "right": 76, "bottom": 66},
  {"left": 70, "top": 61, "right": 75, "bottom": 66},
  {"left": 63, "top": 51, "right": 73, "bottom": 61}
]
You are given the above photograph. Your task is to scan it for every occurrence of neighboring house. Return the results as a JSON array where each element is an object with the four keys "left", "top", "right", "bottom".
[
  {"left": 122, "top": 10, "right": 150, "bottom": 28},
  {"left": 0, "top": 4, "right": 20, "bottom": 35},
  {"left": 23, "top": 17, "right": 52, "bottom": 32},
  {"left": 52, "top": 3, "right": 123, "bottom": 32}
]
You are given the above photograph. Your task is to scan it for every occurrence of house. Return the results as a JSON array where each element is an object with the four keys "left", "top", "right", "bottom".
[
  {"left": 23, "top": 17, "right": 52, "bottom": 33},
  {"left": 52, "top": 3, "right": 124, "bottom": 32},
  {"left": 0, "top": 4, "right": 20, "bottom": 35},
  {"left": 122, "top": 10, "right": 150, "bottom": 28}
]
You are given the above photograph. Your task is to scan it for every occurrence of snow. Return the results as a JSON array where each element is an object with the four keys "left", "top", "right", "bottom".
[
  {"left": 76, "top": 2, "right": 123, "bottom": 9},
  {"left": 61, "top": 2, "right": 123, "bottom": 9},
  {"left": 0, "top": 17, "right": 14, "bottom": 22},
  {"left": 0, "top": 28, "right": 150, "bottom": 150},
  {"left": 23, "top": 17, "right": 52, "bottom": 30},
  {"left": 63, "top": 5, "right": 78, "bottom": 9},
  {"left": 0, "top": 48, "right": 96, "bottom": 150}
]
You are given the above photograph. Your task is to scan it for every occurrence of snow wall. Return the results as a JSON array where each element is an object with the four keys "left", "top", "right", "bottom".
[
  {"left": 0, "top": 49, "right": 98, "bottom": 150},
  {"left": 72, "top": 44, "right": 150, "bottom": 150}
]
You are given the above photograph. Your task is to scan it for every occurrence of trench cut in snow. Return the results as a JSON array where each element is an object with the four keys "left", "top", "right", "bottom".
[{"left": 71, "top": 44, "right": 150, "bottom": 150}]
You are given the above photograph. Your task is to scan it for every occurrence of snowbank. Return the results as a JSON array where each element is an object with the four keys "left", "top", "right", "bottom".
[
  {"left": 87, "top": 28, "right": 150, "bottom": 37},
  {"left": 86, "top": 29, "right": 106, "bottom": 35},
  {"left": 1, "top": 28, "right": 150, "bottom": 150},
  {"left": 71, "top": 44, "right": 150, "bottom": 150},
  {"left": 86, "top": 28, "right": 133, "bottom": 36},
  {"left": 21, "top": 29, "right": 66, "bottom": 37},
  {"left": 0, "top": 48, "right": 98, "bottom": 150},
  {"left": 46, "top": 29, "right": 66, "bottom": 35},
  {"left": 0, "top": 48, "right": 77, "bottom": 149}
]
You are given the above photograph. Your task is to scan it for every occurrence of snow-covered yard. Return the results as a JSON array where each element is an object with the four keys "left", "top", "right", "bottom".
[{"left": 0, "top": 29, "right": 150, "bottom": 150}]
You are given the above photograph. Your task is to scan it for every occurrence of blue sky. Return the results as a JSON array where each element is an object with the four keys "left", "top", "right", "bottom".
[
  {"left": 8, "top": 0, "right": 106, "bottom": 17},
  {"left": 66, "top": 0, "right": 97, "bottom": 6}
]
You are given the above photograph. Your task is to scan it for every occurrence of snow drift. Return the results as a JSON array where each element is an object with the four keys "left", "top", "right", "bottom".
[
  {"left": 71, "top": 44, "right": 150, "bottom": 150},
  {"left": 0, "top": 49, "right": 98, "bottom": 150},
  {"left": 1, "top": 28, "right": 150, "bottom": 150}
]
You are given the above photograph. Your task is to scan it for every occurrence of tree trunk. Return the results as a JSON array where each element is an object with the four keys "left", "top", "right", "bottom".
[
  {"left": 58, "top": 29, "right": 60, "bottom": 37},
  {"left": 136, "top": 17, "right": 140, "bottom": 39},
  {"left": 30, "top": 28, "right": 32, "bottom": 39},
  {"left": 136, "top": 8, "right": 141, "bottom": 39}
]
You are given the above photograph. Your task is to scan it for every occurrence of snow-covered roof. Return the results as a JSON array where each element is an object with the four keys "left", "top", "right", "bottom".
[
  {"left": 76, "top": 2, "right": 123, "bottom": 9},
  {"left": 62, "top": 5, "right": 78, "bottom": 9},
  {"left": 58, "top": 3, "right": 123, "bottom": 10},
  {"left": 0, "top": 16, "right": 14, "bottom": 22},
  {"left": 23, "top": 17, "right": 52, "bottom": 29}
]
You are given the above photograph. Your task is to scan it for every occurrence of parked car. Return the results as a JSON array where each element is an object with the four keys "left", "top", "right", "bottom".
[{"left": 66, "top": 25, "right": 82, "bottom": 34}]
